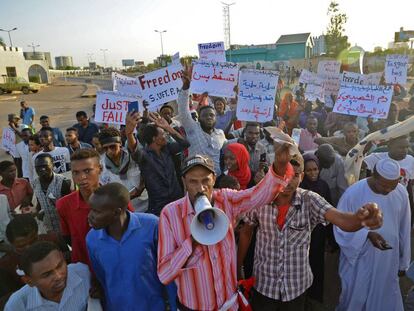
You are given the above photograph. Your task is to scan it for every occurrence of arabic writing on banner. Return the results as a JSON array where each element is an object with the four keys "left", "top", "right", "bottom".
[
  {"left": 190, "top": 60, "right": 238, "bottom": 98},
  {"left": 341, "top": 71, "right": 383, "bottom": 86},
  {"left": 305, "top": 75, "right": 325, "bottom": 101},
  {"left": 317, "top": 60, "right": 341, "bottom": 75},
  {"left": 298, "top": 69, "right": 315, "bottom": 84},
  {"left": 198, "top": 41, "right": 226, "bottom": 62},
  {"left": 333, "top": 84, "right": 393, "bottom": 119},
  {"left": 320, "top": 73, "right": 340, "bottom": 97},
  {"left": 137, "top": 64, "right": 183, "bottom": 111},
  {"left": 95, "top": 91, "right": 143, "bottom": 125},
  {"left": 236, "top": 69, "right": 279, "bottom": 122},
  {"left": 1, "top": 128, "right": 17, "bottom": 157},
  {"left": 385, "top": 54, "right": 408, "bottom": 85},
  {"left": 112, "top": 72, "right": 141, "bottom": 95}
]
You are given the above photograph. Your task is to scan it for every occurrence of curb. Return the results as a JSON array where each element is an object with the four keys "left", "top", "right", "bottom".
[
  {"left": 81, "top": 84, "right": 100, "bottom": 98},
  {"left": 0, "top": 95, "right": 17, "bottom": 101}
]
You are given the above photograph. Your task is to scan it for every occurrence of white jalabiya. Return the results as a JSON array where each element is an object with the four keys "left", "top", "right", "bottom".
[{"left": 334, "top": 179, "right": 411, "bottom": 311}]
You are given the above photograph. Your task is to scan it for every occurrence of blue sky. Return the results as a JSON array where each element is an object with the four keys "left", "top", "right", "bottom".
[{"left": 1, "top": 0, "right": 413, "bottom": 67}]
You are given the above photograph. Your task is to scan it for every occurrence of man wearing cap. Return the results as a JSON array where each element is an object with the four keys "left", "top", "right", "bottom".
[
  {"left": 238, "top": 154, "right": 386, "bottom": 311},
  {"left": 334, "top": 158, "right": 410, "bottom": 311},
  {"left": 157, "top": 137, "right": 383, "bottom": 311}
]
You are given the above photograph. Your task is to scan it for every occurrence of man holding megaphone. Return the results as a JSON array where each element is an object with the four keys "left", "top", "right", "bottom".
[{"left": 156, "top": 67, "right": 383, "bottom": 311}]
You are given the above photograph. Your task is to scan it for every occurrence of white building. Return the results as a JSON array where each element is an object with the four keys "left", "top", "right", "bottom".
[{"left": 0, "top": 45, "right": 50, "bottom": 83}]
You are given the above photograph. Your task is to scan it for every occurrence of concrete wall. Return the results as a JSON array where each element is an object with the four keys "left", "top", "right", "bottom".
[{"left": 0, "top": 46, "right": 49, "bottom": 83}]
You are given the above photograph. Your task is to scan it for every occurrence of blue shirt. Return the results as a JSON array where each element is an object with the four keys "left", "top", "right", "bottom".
[
  {"left": 72, "top": 121, "right": 99, "bottom": 145},
  {"left": 52, "top": 128, "right": 66, "bottom": 147},
  {"left": 86, "top": 212, "right": 177, "bottom": 311},
  {"left": 5, "top": 263, "right": 90, "bottom": 311},
  {"left": 21, "top": 107, "right": 35, "bottom": 126}
]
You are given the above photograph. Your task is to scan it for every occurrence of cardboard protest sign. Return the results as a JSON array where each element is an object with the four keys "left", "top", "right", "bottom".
[
  {"left": 190, "top": 60, "right": 238, "bottom": 98},
  {"left": 317, "top": 60, "right": 341, "bottom": 75},
  {"left": 137, "top": 64, "right": 183, "bottom": 111},
  {"left": 298, "top": 69, "right": 315, "bottom": 84},
  {"left": 112, "top": 72, "right": 141, "bottom": 95},
  {"left": 1, "top": 128, "right": 17, "bottom": 157},
  {"left": 305, "top": 75, "right": 324, "bottom": 101},
  {"left": 198, "top": 41, "right": 226, "bottom": 62},
  {"left": 320, "top": 73, "right": 340, "bottom": 97},
  {"left": 172, "top": 52, "right": 180, "bottom": 65},
  {"left": 385, "top": 54, "right": 408, "bottom": 85},
  {"left": 95, "top": 91, "right": 143, "bottom": 125},
  {"left": 236, "top": 69, "right": 279, "bottom": 122},
  {"left": 341, "top": 71, "right": 383, "bottom": 86},
  {"left": 333, "top": 84, "right": 393, "bottom": 119}
]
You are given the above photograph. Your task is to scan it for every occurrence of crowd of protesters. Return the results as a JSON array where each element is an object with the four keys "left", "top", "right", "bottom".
[{"left": 0, "top": 61, "right": 412, "bottom": 311}]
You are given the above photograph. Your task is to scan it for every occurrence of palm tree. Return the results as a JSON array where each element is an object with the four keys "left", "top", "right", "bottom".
[{"left": 0, "top": 37, "right": 5, "bottom": 47}]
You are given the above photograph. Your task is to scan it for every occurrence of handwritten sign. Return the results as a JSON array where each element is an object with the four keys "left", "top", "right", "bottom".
[
  {"left": 190, "top": 60, "right": 239, "bottom": 98},
  {"left": 321, "top": 73, "right": 340, "bottom": 97},
  {"left": 137, "top": 64, "right": 183, "bottom": 111},
  {"left": 341, "top": 71, "right": 383, "bottom": 86},
  {"left": 299, "top": 69, "right": 315, "bottom": 84},
  {"left": 95, "top": 91, "right": 143, "bottom": 125},
  {"left": 198, "top": 41, "right": 226, "bottom": 62},
  {"left": 305, "top": 75, "right": 324, "bottom": 101},
  {"left": 236, "top": 69, "right": 279, "bottom": 122},
  {"left": 112, "top": 72, "right": 141, "bottom": 95},
  {"left": 172, "top": 52, "right": 180, "bottom": 65},
  {"left": 385, "top": 54, "right": 408, "bottom": 85},
  {"left": 333, "top": 84, "right": 393, "bottom": 119},
  {"left": 1, "top": 128, "right": 17, "bottom": 157},
  {"left": 317, "top": 60, "right": 341, "bottom": 75}
]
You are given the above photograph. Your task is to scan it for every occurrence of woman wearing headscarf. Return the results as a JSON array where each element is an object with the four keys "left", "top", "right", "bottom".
[
  {"left": 300, "top": 153, "right": 332, "bottom": 305},
  {"left": 278, "top": 92, "right": 301, "bottom": 135},
  {"left": 223, "top": 143, "right": 252, "bottom": 190}
]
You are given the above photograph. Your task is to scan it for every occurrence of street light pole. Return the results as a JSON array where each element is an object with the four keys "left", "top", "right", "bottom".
[
  {"left": 154, "top": 30, "right": 167, "bottom": 66},
  {"left": 0, "top": 27, "right": 18, "bottom": 47},
  {"left": 28, "top": 42, "right": 40, "bottom": 53},
  {"left": 100, "top": 49, "right": 108, "bottom": 68}
]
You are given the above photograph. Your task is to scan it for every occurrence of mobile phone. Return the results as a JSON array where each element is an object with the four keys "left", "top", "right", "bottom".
[
  {"left": 260, "top": 153, "right": 267, "bottom": 162},
  {"left": 128, "top": 101, "right": 139, "bottom": 113}
]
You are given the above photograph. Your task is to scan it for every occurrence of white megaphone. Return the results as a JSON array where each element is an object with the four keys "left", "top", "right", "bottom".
[{"left": 190, "top": 195, "right": 230, "bottom": 245}]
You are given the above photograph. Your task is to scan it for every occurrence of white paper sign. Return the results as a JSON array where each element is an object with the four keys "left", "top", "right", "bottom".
[
  {"left": 95, "top": 91, "right": 143, "bottom": 125},
  {"left": 321, "top": 73, "right": 341, "bottom": 97},
  {"left": 137, "top": 64, "right": 183, "bottom": 111},
  {"left": 198, "top": 41, "right": 226, "bottom": 62},
  {"left": 385, "top": 54, "right": 408, "bottom": 85},
  {"left": 298, "top": 69, "right": 315, "bottom": 84},
  {"left": 190, "top": 60, "right": 238, "bottom": 98},
  {"left": 172, "top": 52, "right": 180, "bottom": 65},
  {"left": 112, "top": 72, "right": 141, "bottom": 95},
  {"left": 333, "top": 84, "right": 393, "bottom": 119},
  {"left": 342, "top": 71, "right": 383, "bottom": 86},
  {"left": 236, "top": 69, "right": 279, "bottom": 122},
  {"left": 305, "top": 75, "right": 325, "bottom": 101},
  {"left": 317, "top": 60, "right": 341, "bottom": 75},
  {"left": 1, "top": 128, "right": 17, "bottom": 157}
]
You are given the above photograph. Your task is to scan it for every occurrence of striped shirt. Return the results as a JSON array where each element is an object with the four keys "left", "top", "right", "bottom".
[
  {"left": 246, "top": 188, "right": 332, "bottom": 302},
  {"left": 157, "top": 164, "right": 293, "bottom": 311},
  {"left": 177, "top": 89, "right": 227, "bottom": 175}
]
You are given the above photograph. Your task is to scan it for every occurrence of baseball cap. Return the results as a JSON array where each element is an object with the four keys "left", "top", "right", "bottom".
[
  {"left": 8, "top": 114, "right": 20, "bottom": 121},
  {"left": 182, "top": 155, "right": 215, "bottom": 176}
]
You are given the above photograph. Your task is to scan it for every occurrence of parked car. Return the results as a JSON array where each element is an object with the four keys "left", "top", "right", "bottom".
[{"left": 0, "top": 77, "right": 41, "bottom": 95}]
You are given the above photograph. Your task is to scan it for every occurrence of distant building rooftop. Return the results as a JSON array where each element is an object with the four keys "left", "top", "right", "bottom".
[{"left": 276, "top": 33, "right": 312, "bottom": 45}]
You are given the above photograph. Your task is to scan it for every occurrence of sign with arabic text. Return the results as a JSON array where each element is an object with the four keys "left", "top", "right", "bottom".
[
  {"left": 95, "top": 91, "right": 143, "bottom": 125},
  {"left": 190, "top": 60, "right": 238, "bottom": 98},
  {"left": 320, "top": 73, "right": 340, "bottom": 97},
  {"left": 112, "top": 72, "right": 141, "bottom": 95},
  {"left": 333, "top": 84, "right": 393, "bottom": 119},
  {"left": 341, "top": 71, "right": 383, "bottom": 86},
  {"left": 298, "top": 69, "right": 315, "bottom": 84},
  {"left": 385, "top": 54, "right": 408, "bottom": 85},
  {"left": 1, "top": 128, "right": 17, "bottom": 157},
  {"left": 305, "top": 75, "right": 324, "bottom": 101},
  {"left": 236, "top": 69, "right": 279, "bottom": 122},
  {"left": 198, "top": 41, "right": 226, "bottom": 62},
  {"left": 317, "top": 60, "right": 341, "bottom": 75},
  {"left": 137, "top": 64, "right": 183, "bottom": 111}
]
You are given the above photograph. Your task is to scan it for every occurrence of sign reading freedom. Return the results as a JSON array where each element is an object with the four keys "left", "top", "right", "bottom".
[
  {"left": 333, "top": 84, "right": 393, "bottom": 119},
  {"left": 137, "top": 64, "right": 183, "bottom": 111}
]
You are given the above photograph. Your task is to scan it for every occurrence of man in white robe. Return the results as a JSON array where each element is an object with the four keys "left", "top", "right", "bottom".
[{"left": 334, "top": 158, "right": 411, "bottom": 311}]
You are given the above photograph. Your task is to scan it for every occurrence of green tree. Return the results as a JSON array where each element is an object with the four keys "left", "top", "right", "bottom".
[
  {"left": 0, "top": 37, "right": 5, "bottom": 47},
  {"left": 325, "top": 1, "right": 350, "bottom": 57}
]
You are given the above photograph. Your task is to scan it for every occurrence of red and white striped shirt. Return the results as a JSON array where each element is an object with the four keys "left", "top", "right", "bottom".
[{"left": 157, "top": 164, "right": 293, "bottom": 311}]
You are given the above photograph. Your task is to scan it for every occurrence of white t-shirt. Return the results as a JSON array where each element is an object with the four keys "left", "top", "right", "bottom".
[
  {"left": 33, "top": 147, "right": 71, "bottom": 175},
  {"left": 15, "top": 141, "right": 31, "bottom": 179},
  {"left": 364, "top": 152, "right": 414, "bottom": 187}
]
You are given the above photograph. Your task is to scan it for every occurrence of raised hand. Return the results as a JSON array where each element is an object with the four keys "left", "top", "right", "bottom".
[
  {"left": 182, "top": 63, "right": 193, "bottom": 90},
  {"left": 357, "top": 202, "right": 383, "bottom": 230},
  {"left": 125, "top": 111, "right": 141, "bottom": 135},
  {"left": 148, "top": 112, "right": 170, "bottom": 130}
]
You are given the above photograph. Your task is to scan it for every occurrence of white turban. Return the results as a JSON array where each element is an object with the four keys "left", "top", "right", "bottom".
[{"left": 375, "top": 158, "right": 401, "bottom": 180}]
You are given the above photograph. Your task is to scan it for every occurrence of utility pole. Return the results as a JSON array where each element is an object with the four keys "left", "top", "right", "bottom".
[
  {"left": 100, "top": 49, "right": 108, "bottom": 68},
  {"left": 222, "top": 2, "right": 235, "bottom": 61},
  {"left": 0, "top": 27, "right": 18, "bottom": 47},
  {"left": 154, "top": 30, "right": 167, "bottom": 66}
]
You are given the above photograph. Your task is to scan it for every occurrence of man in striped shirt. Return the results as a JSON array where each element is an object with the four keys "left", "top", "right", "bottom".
[{"left": 157, "top": 138, "right": 295, "bottom": 311}]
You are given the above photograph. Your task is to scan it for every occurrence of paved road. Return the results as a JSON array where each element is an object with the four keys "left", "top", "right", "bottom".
[
  {"left": 65, "top": 76, "right": 112, "bottom": 91},
  {"left": 0, "top": 83, "right": 96, "bottom": 160}
]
